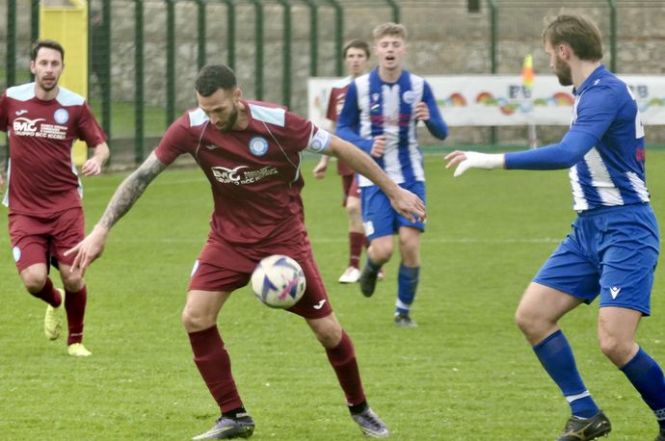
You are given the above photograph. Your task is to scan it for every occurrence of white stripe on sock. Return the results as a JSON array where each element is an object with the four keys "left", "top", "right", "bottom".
[{"left": 565, "top": 390, "right": 591, "bottom": 403}]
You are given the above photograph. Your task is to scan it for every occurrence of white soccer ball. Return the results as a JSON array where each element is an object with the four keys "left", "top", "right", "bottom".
[{"left": 251, "top": 254, "right": 306, "bottom": 308}]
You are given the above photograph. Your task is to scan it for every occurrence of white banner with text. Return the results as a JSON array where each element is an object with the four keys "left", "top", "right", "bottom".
[{"left": 308, "top": 74, "right": 665, "bottom": 128}]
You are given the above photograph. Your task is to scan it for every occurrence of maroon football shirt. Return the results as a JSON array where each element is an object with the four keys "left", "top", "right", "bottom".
[
  {"left": 326, "top": 80, "right": 354, "bottom": 176},
  {"left": 0, "top": 83, "right": 106, "bottom": 215},
  {"left": 154, "top": 100, "right": 331, "bottom": 245}
]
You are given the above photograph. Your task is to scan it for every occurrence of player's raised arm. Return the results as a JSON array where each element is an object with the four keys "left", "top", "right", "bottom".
[
  {"left": 66, "top": 151, "right": 168, "bottom": 272},
  {"left": 327, "top": 135, "right": 425, "bottom": 222}
]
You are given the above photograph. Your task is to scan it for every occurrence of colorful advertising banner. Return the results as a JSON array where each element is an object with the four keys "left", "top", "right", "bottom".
[{"left": 308, "top": 74, "right": 665, "bottom": 128}]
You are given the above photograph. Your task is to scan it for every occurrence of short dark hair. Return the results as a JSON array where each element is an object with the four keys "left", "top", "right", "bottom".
[
  {"left": 543, "top": 14, "right": 603, "bottom": 61},
  {"left": 31, "top": 39, "right": 65, "bottom": 62},
  {"left": 343, "top": 39, "right": 370, "bottom": 59},
  {"left": 195, "top": 64, "right": 237, "bottom": 97}
]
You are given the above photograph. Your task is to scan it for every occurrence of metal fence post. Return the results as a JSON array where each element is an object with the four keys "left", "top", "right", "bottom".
[
  {"left": 488, "top": 0, "right": 498, "bottom": 146},
  {"left": 276, "top": 0, "right": 292, "bottom": 107},
  {"left": 196, "top": 0, "right": 207, "bottom": 70},
  {"left": 134, "top": 0, "right": 145, "bottom": 163},
  {"left": 221, "top": 0, "right": 236, "bottom": 70},
  {"left": 249, "top": 0, "right": 264, "bottom": 100},
  {"left": 607, "top": 0, "right": 617, "bottom": 72},
  {"left": 324, "top": 0, "right": 343, "bottom": 76},
  {"left": 302, "top": 0, "right": 318, "bottom": 77},
  {"left": 384, "top": 0, "right": 400, "bottom": 23},
  {"left": 7, "top": 0, "right": 17, "bottom": 88},
  {"left": 165, "top": 0, "right": 176, "bottom": 125}
]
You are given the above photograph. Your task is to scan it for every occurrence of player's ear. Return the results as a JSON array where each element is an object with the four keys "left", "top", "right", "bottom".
[{"left": 29, "top": 61, "right": 36, "bottom": 75}]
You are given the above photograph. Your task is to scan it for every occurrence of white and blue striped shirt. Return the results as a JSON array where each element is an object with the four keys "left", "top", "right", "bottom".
[{"left": 336, "top": 68, "right": 447, "bottom": 187}]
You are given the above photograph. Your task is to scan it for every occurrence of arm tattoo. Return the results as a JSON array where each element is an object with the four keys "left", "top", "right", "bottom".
[{"left": 98, "top": 152, "right": 167, "bottom": 229}]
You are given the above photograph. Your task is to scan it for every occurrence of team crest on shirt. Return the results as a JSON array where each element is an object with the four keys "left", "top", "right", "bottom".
[
  {"left": 402, "top": 90, "right": 416, "bottom": 105},
  {"left": 54, "top": 108, "right": 69, "bottom": 124},
  {"left": 248, "top": 136, "right": 269, "bottom": 156},
  {"left": 12, "top": 246, "right": 21, "bottom": 262}
]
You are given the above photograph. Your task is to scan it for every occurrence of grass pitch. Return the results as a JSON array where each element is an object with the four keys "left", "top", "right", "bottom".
[{"left": 1, "top": 152, "right": 664, "bottom": 440}]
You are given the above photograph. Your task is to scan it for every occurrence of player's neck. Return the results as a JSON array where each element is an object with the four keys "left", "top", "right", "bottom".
[
  {"left": 378, "top": 66, "right": 402, "bottom": 83},
  {"left": 573, "top": 60, "right": 602, "bottom": 89},
  {"left": 234, "top": 104, "right": 250, "bottom": 130},
  {"left": 34, "top": 84, "right": 58, "bottom": 101}
]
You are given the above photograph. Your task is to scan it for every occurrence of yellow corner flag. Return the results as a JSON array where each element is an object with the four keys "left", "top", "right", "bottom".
[{"left": 522, "top": 54, "right": 534, "bottom": 92}]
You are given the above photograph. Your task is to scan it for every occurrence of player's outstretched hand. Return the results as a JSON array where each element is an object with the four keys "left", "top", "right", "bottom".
[
  {"left": 444, "top": 151, "right": 505, "bottom": 177},
  {"left": 81, "top": 157, "right": 104, "bottom": 177},
  {"left": 64, "top": 225, "right": 109, "bottom": 275},
  {"left": 389, "top": 187, "right": 426, "bottom": 223}
]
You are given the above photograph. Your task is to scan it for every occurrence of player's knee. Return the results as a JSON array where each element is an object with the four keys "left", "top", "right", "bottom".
[
  {"left": 21, "top": 271, "right": 47, "bottom": 293},
  {"left": 598, "top": 334, "right": 634, "bottom": 365},
  {"left": 181, "top": 307, "right": 215, "bottom": 332},
  {"left": 60, "top": 273, "right": 83, "bottom": 292},
  {"left": 371, "top": 244, "right": 393, "bottom": 263},
  {"left": 346, "top": 202, "right": 361, "bottom": 219},
  {"left": 309, "top": 316, "right": 343, "bottom": 348},
  {"left": 514, "top": 308, "right": 541, "bottom": 338}
]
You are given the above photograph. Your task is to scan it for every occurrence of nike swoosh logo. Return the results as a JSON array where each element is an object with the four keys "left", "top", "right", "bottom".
[{"left": 313, "top": 299, "right": 327, "bottom": 310}]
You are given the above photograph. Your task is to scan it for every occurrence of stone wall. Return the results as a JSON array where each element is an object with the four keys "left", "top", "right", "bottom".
[{"left": 2, "top": 0, "right": 665, "bottom": 148}]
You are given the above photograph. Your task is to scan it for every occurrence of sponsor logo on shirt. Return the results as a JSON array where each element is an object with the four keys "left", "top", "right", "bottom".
[
  {"left": 211, "top": 165, "right": 278, "bottom": 185},
  {"left": 12, "top": 246, "right": 21, "bottom": 262},
  {"left": 248, "top": 136, "right": 269, "bottom": 156},
  {"left": 54, "top": 108, "right": 69, "bottom": 124},
  {"left": 12, "top": 117, "right": 67, "bottom": 140}
]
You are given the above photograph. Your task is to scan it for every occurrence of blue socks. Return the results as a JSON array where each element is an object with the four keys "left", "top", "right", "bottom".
[
  {"left": 621, "top": 347, "right": 665, "bottom": 430},
  {"left": 533, "top": 330, "right": 599, "bottom": 418},
  {"left": 396, "top": 264, "right": 419, "bottom": 315}
]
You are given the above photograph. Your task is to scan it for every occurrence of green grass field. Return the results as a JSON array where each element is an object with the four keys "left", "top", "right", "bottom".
[{"left": 1, "top": 153, "right": 664, "bottom": 440}]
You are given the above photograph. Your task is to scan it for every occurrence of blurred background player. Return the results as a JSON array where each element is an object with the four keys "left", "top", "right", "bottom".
[
  {"left": 336, "top": 23, "right": 448, "bottom": 327},
  {"left": 446, "top": 13, "right": 665, "bottom": 441},
  {"left": 67, "top": 64, "right": 427, "bottom": 439},
  {"left": 0, "top": 40, "right": 110, "bottom": 357},
  {"left": 312, "top": 39, "right": 371, "bottom": 284}
]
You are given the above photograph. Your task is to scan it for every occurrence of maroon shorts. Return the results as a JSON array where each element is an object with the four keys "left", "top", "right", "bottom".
[
  {"left": 341, "top": 174, "right": 360, "bottom": 207},
  {"left": 8, "top": 208, "right": 85, "bottom": 272},
  {"left": 189, "top": 231, "right": 333, "bottom": 319}
]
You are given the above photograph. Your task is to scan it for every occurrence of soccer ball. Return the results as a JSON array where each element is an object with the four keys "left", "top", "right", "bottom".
[{"left": 250, "top": 255, "right": 306, "bottom": 308}]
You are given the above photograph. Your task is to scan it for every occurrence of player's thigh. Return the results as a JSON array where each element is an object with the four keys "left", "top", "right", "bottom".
[
  {"left": 360, "top": 186, "right": 395, "bottom": 240},
  {"left": 287, "top": 247, "right": 333, "bottom": 320},
  {"left": 533, "top": 234, "right": 600, "bottom": 303},
  {"left": 8, "top": 213, "right": 50, "bottom": 272},
  {"left": 597, "top": 207, "right": 659, "bottom": 315},
  {"left": 396, "top": 181, "right": 426, "bottom": 233},
  {"left": 50, "top": 207, "right": 85, "bottom": 267},
  {"left": 185, "top": 289, "right": 233, "bottom": 318},
  {"left": 517, "top": 282, "right": 583, "bottom": 323}
]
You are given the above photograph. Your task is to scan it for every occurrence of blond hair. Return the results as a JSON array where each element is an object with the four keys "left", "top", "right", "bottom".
[{"left": 372, "top": 22, "right": 407, "bottom": 41}]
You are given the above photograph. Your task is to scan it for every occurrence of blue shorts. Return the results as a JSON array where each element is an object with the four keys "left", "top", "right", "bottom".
[
  {"left": 360, "top": 181, "right": 426, "bottom": 240},
  {"left": 534, "top": 204, "right": 659, "bottom": 315}
]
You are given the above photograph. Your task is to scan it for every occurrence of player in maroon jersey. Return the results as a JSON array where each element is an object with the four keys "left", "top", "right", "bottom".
[
  {"left": 312, "top": 39, "right": 373, "bottom": 284},
  {"left": 67, "top": 64, "right": 424, "bottom": 439},
  {"left": 0, "top": 40, "right": 109, "bottom": 357}
]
